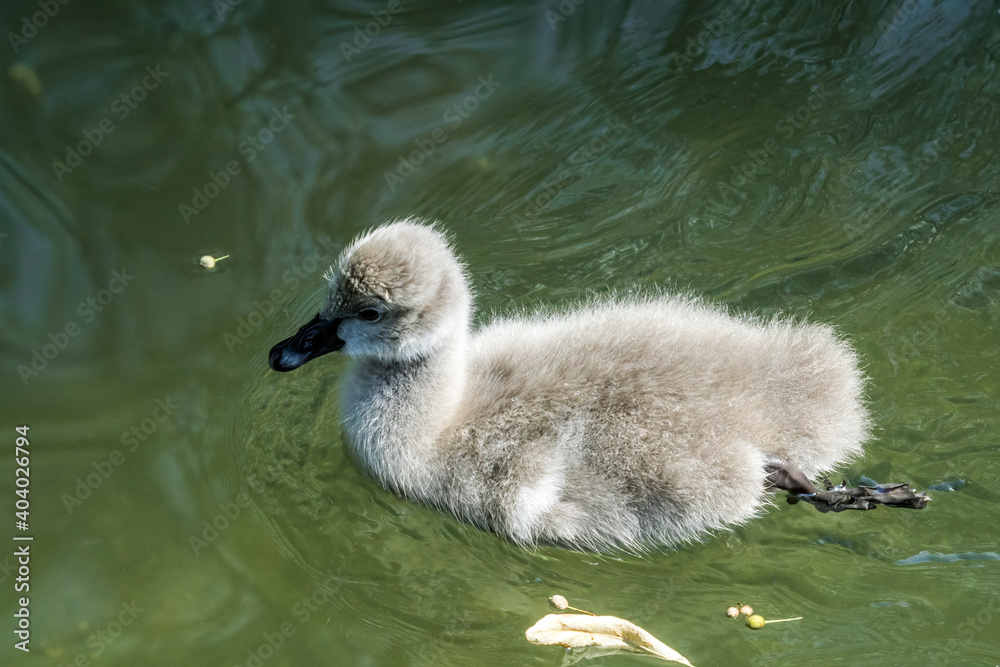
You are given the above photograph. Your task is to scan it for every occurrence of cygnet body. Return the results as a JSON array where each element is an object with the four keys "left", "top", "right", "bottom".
[{"left": 269, "top": 220, "right": 869, "bottom": 552}]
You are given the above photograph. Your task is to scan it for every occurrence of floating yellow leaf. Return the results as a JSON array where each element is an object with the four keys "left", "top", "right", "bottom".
[{"left": 526, "top": 613, "right": 693, "bottom": 666}]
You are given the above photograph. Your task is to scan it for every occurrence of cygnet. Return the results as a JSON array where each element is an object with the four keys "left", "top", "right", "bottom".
[{"left": 269, "top": 220, "right": 874, "bottom": 552}]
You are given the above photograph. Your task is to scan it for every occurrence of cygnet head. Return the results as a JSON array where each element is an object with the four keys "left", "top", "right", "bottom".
[{"left": 269, "top": 220, "right": 470, "bottom": 371}]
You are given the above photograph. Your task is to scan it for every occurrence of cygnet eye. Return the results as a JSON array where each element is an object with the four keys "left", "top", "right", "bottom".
[{"left": 358, "top": 308, "right": 382, "bottom": 322}]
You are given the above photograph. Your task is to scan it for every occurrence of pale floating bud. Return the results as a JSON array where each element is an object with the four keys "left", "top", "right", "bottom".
[
  {"left": 726, "top": 607, "right": 739, "bottom": 619},
  {"left": 739, "top": 605, "right": 753, "bottom": 616},
  {"left": 200, "top": 254, "right": 230, "bottom": 269},
  {"left": 549, "top": 595, "right": 569, "bottom": 610}
]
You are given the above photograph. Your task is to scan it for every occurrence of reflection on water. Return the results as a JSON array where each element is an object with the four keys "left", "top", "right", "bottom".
[{"left": 1, "top": 0, "right": 998, "bottom": 664}]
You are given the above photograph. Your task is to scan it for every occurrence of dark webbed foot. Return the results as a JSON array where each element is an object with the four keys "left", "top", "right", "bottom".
[
  {"left": 764, "top": 459, "right": 930, "bottom": 513},
  {"left": 764, "top": 459, "right": 820, "bottom": 495}
]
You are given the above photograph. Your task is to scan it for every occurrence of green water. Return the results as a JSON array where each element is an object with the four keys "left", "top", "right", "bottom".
[{"left": 2, "top": 0, "right": 999, "bottom": 665}]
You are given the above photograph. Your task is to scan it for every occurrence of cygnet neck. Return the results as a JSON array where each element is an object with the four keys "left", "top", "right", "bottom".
[{"left": 346, "top": 322, "right": 469, "bottom": 493}]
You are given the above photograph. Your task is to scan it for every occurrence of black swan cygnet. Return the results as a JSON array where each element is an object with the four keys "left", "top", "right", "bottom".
[{"left": 269, "top": 220, "right": 925, "bottom": 552}]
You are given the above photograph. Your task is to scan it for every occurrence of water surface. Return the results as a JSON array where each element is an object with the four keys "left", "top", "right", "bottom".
[{"left": 2, "top": 0, "right": 999, "bottom": 665}]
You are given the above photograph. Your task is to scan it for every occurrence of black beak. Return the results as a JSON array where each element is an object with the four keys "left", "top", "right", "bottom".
[{"left": 268, "top": 313, "right": 344, "bottom": 372}]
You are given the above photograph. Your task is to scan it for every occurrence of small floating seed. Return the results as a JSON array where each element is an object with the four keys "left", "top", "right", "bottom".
[
  {"left": 200, "top": 254, "right": 229, "bottom": 269},
  {"left": 746, "top": 614, "right": 802, "bottom": 629},
  {"left": 549, "top": 595, "right": 569, "bottom": 610},
  {"left": 547, "top": 595, "right": 595, "bottom": 615}
]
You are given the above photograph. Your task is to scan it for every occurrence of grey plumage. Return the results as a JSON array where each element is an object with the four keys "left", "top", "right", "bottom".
[{"left": 272, "top": 219, "right": 870, "bottom": 552}]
